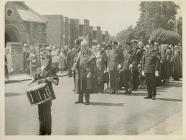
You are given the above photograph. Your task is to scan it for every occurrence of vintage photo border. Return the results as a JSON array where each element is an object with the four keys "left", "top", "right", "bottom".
[{"left": 0, "top": 0, "right": 185, "bottom": 139}]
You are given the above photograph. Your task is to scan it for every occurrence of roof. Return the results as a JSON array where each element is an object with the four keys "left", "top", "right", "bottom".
[{"left": 17, "top": 9, "right": 47, "bottom": 23}]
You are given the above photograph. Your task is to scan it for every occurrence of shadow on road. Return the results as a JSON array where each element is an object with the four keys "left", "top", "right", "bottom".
[
  {"left": 156, "top": 98, "right": 182, "bottom": 102},
  {"left": 5, "top": 92, "right": 24, "bottom": 97},
  {"left": 118, "top": 92, "right": 160, "bottom": 97},
  {"left": 162, "top": 81, "right": 182, "bottom": 88},
  {"left": 5, "top": 79, "right": 31, "bottom": 84},
  {"left": 89, "top": 102, "right": 124, "bottom": 106}
]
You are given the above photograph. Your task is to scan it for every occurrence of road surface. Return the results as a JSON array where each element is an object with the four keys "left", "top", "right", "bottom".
[{"left": 5, "top": 76, "right": 182, "bottom": 135}]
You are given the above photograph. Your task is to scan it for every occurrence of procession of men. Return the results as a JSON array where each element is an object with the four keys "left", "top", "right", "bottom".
[
  {"left": 62, "top": 37, "right": 182, "bottom": 103},
  {"left": 5, "top": 36, "right": 182, "bottom": 104}
]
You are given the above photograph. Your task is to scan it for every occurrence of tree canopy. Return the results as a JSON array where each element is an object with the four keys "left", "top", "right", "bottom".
[
  {"left": 116, "top": 26, "right": 135, "bottom": 43},
  {"left": 116, "top": 1, "right": 181, "bottom": 45},
  {"left": 149, "top": 28, "right": 180, "bottom": 45}
]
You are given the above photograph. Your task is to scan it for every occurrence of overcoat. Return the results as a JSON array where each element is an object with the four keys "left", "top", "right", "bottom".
[{"left": 75, "top": 49, "right": 98, "bottom": 93}]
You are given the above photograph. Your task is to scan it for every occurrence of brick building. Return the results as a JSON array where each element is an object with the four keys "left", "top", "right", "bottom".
[
  {"left": 70, "top": 18, "right": 91, "bottom": 48},
  {"left": 5, "top": 1, "right": 47, "bottom": 73},
  {"left": 64, "top": 17, "right": 70, "bottom": 46},
  {"left": 97, "top": 26, "right": 102, "bottom": 45},
  {"left": 78, "top": 19, "right": 90, "bottom": 39},
  {"left": 102, "top": 31, "right": 109, "bottom": 45},
  {"left": 70, "top": 18, "right": 79, "bottom": 47},
  {"left": 44, "top": 15, "right": 65, "bottom": 49},
  {"left": 88, "top": 26, "right": 93, "bottom": 48},
  {"left": 92, "top": 26, "right": 102, "bottom": 46},
  {"left": 45, "top": 15, "right": 109, "bottom": 49}
]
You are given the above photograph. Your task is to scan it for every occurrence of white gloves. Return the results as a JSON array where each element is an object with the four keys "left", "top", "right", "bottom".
[
  {"left": 142, "top": 71, "right": 145, "bottom": 76},
  {"left": 155, "top": 71, "right": 159, "bottom": 77},
  {"left": 117, "top": 64, "right": 122, "bottom": 70}
]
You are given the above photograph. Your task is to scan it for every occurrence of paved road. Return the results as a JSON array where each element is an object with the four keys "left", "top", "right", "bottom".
[{"left": 5, "top": 77, "right": 182, "bottom": 135}]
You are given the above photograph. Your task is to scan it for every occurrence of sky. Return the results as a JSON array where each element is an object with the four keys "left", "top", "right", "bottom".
[{"left": 24, "top": 0, "right": 182, "bottom": 36}]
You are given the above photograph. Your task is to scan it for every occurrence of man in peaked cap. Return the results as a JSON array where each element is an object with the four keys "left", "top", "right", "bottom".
[
  {"left": 107, "top": 40, "right": 123, "bottom": 94},
  {"left": 96, "top": 44, "right": 108, "bottom": 93},
  {"left": 142, "top": 41, "right": 159, "bottom": 100},
  {"left": 72, "top": 39, "right": 81, "bottom": 94}
]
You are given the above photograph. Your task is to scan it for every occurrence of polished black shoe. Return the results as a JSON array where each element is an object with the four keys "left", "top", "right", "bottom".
[
  {"left": 84, "top": 102, "right": 89, "bottom": 105},
  {"left": 144, "top": 96, "right": 151, "bottom": 99},
  {"left": 75, "top": 101, "right": 83, "bottom": 104},
  {"left": 39, "top": 132, "right": 46, "bottom": 135}
]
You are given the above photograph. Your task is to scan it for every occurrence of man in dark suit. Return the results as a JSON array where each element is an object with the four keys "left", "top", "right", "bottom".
[{"left": 142, "top": 41, "right": 159, "bottom": 100}]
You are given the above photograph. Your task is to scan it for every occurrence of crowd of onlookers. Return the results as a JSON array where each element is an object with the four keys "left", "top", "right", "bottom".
[
  {"left": 22, "top": 44, "right": 75, "bottom": 77},
  {"left": 5, "top": 39, "right": 182, "bottom": 96}
]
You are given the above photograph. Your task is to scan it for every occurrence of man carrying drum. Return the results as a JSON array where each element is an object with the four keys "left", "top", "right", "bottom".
[{"left": 28, "top": 50, "right": 59, "bottom": 135}]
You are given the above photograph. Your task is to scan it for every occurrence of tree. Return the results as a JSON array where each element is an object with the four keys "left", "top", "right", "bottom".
[
  {"left": 134, "top": 1, "right": 179, "bottom": 43},
  {"left": 177, "top": 17, "right": 182, "bottom": 41},
  {"left": 149, "top": 28, "right": 180, "bottom": 45},
  {"left": 116, "top": 26, "right": 135, "bottom": 43}
]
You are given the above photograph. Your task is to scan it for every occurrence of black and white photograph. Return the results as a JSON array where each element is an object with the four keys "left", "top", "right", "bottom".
[{"left": 2, "top": 0, "right": 183, "bottom": 136}]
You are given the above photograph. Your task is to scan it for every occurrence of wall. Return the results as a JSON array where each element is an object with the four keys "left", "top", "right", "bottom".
[
  {"left": 70, "top": 18, "right": 79, "bottom": 47},
  {"left": 5, "top": 2, "right": 47, "bottom": 73},
  {"left": 88, "top": 26, "right": 93, "bottom": 48},
  {"left": 97, "top": 26, "right": 102, "bottom": 45},
  {"left": 65, "top": 17, "right": 70, "bottom": 46},
  {"left": 44, "top": 15, "right": 64, "bottom": 49}
]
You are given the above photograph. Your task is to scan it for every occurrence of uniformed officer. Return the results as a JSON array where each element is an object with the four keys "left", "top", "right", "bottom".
[
  {"left": 96, "top": 44, "right": 108, "bottom": 93},
  {"left": 142, "top": 41, "right": 159, "bottom": 100},
  {"left": 107, "top": 41, "right": 123, "bottom": 94},
  {"left": 122, "top": 42, "right": 133, "bottom": 94},
  {"left": 72, "top": 39, "right": 81, "bottom": 94},
  {"left": 159, "top": 44, "right": 169, "bottom": 85},
  {"left": 131, "top": 40, "right": 142, "bottom": 90}
]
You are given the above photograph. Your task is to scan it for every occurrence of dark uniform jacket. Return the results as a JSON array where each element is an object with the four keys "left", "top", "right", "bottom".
[
  {"left": 142, "top": 49, "right": 159, "bottom": 74},
  {"left": 107, "top": 48, "right": 124, "bottom": 71},
  {"left": 122, "top": 49, "right": 133, "bottom": 70},
  {"left": 34, "top": 66, "right": 59, "bottom": 100}
]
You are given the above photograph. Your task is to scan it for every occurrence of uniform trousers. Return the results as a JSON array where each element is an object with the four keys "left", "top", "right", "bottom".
[
  {"left": 5, "top": 65, "right": 8, "bottom": 79},
  {"left": 38, "top": 100, "right": 52, "bottom": 135},
  {"left": 145, "top": 73, "right": 156, "bottom": 97},
  {"left": 109, "top": 69, "right": 119, "bottom": 93},
  {"left": 132, "top": 68, "right": 139, "bottom": 90},
  {"left": 73, "top": 69, "right": 79, "bottom": 94},
  {"left": 98, "top": 70, "right": 104, "bottom": 93},
  {"left": 123, "top": 69, "right": 131, "bottom": 93}
]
